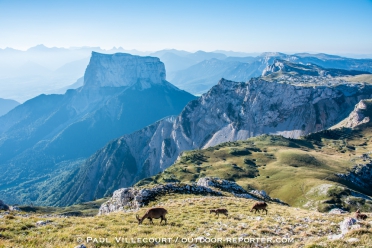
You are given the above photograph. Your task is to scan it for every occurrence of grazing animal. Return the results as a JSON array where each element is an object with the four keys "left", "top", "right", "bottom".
[
  {"left": 210, "top": 208, "right": 229, "bottom": 218},
  {"left": 136, "top": 207, "right": 168, "bottom": 225},
  {"left": 355, "top": 209, "right": 368, "bottom": 220},
  {"left": 250, "top": 202, "right": 268, "bottom": 215}
]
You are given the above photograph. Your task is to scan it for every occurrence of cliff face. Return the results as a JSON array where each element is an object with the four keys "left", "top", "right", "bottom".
[
  {"left": 54, "top": 64, "right": 372, "bottom": 205},
  {"left": 83, "top": 52, "right": 166, "bottom": 88},
  {"left": 0, "top": 52, "right": 195, "bottom": 204},
  {"left": 331, "top": 100, "right": 372, "bottom": 129}
]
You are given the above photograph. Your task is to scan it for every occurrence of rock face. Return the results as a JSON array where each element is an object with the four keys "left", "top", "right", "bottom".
[
  {"left": 98, "top": 177, "right": 282, "bottom": 215},
  {"left": 56, "top": 64, "right": 372, "bottom": 206},
  {"left": 84, "top": 52, "right": 166, "bottom": 88},
  {"left": 0, "top": 52, "right": 195, "bottom": 205},
  {"left": 332, "top": 100, "right": 372, "bottom": 129}
]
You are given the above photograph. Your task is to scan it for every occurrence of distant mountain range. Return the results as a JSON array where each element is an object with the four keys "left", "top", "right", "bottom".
[
  {"left": 0, "top": 98, "right": 19, "bottom": 116},
  {"left": 2, "top": 48, "right": 372, "bottom": 206},
  {"left": 19, "top": 61, "right": 372, "bottom": 206},
  {"left": 0, "top": 52, "right": 195, "bottom": 204},
  {"left": 169, "top": 53, "right": 372, "bottom": 95},
  {"left": 2, "top": 45, "right": 372, "bottom": 102}
]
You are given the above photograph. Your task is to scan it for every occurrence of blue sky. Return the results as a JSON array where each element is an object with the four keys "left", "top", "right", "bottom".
[{"left": 1, "top": 0, "right": 371, "bottom": 54}]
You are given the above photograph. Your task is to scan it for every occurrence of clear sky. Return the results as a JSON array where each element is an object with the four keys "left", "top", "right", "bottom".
[{"left": 1, "top": 0, "right": 371, "bottom": 54}]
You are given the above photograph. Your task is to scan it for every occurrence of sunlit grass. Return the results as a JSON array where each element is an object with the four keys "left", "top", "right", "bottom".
[{"left": 1, "top": 195, "right": 371, "bottom": 247}]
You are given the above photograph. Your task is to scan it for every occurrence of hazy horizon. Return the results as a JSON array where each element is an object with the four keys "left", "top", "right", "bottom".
[
  {"left": 1, "top": 0, "right": 371, "bottom": 55},
  {"left": 1, "top": 44, "right": 372, "bottom": 59}
]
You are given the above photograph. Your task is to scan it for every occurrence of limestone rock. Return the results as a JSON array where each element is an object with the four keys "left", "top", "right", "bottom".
[
  {"left": 196, "top": 177, "right": 246, "bottom": 194},
  {"left": 329, "top": 208, "right": 348, "bottom": 214},
  {"left": 340, "top": 217, "right": 358, "bottom": 235},
  {"left": 9, "top": 206, "right": 20, "bottom": 211},
  {"left": 84, "top": 52, "right": 166, "bottom": 88},
  {"left": 332, "top": 100, "right": 371, "bottom": 129},
  {"left": 99, "top": 177, "right": 285, "bottom": 215}
]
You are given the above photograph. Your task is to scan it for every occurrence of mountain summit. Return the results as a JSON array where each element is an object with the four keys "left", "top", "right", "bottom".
[{"left": 83, "top": 52, "right": 166, "bottom": 88}]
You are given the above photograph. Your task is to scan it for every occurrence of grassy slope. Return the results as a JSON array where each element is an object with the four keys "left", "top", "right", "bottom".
[
  {"left": 17, "top": 198, "right": 109, "bottom": 217},
  {"left": 1, "top": 128, "right": 372, "bottom": 248},
  {"left": 339, "top": 74, "right": 372, "bottom": 84},
  {"left": 1, "top": 195, "right": 371, "bottom": 248},
  {"left": 2, "top": 97, "right": 372, "bottom": 247},
  {"left": 137, "top": 124, "right": 372, "bottom": 211}
]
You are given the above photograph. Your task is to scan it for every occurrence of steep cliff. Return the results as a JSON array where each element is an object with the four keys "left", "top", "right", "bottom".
[
  {"left": 83, "top": 52, "right": 166, "bottom": 88},
  {"left": 331, "top": 100, "right": 372, "bottom": 129},
  {"left": 53, "top": 62, "right": 372, "bottom": 206}
]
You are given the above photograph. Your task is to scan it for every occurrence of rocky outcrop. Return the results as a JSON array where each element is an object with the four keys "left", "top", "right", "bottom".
[
  {"left": 98, "top": 177, "right": 286, "bottom": 215},
  {"left": 58, "top": 69, "right": 372, "bottom": 205},
  {"left": 98, "top": 183, "right": 222, "bottom": 215},
  {"left": 336, "top": 163, "right": 372, "bottom": 190},
  {"left": 328, "top": 217, "right": 361, "bottom": 240},
  {"left": 329, "top": 208, "right": 349, "bottom": 214},
  {"left": 196, "top": 177, "right": 246, "bottom": 194},
  {"left": 332, "top": 100, "right": 372, "bottom": 129}
]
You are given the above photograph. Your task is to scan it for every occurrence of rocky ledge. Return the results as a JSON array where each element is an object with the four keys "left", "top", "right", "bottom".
[{"left": 98, "top": 177, "right": 286, "bottom": 215}]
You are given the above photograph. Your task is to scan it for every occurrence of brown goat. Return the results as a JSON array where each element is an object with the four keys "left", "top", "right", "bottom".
[
  {"left": 210, "top": 208, "right": 229, "bottom": 218},
  {"left": 355, "top": 209, "right": 368, "bottom": 220},
  {"left": 250, "top": 202, "right": 268, "bottom": 215},
  {"left": 136, "top": 207, "right": 168, "bottom": 225}
]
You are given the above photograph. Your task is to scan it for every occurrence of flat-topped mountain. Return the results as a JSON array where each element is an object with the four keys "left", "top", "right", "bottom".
[
  {"left": 48, "top": 64, "right": 372, "bottom": 206},
  {"left": 0, "top": 52, "right": 195, "bottom": 204},
  {"left": 84, "top": 52, "right": 166, "bottom": 88}
]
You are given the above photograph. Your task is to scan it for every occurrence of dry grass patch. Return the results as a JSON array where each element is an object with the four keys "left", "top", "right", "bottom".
[{"left": 1, "top": 195, "right": 371, "bottom": 247}]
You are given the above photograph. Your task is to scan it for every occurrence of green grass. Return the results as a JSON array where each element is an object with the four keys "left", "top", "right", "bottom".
[
  {"left": 136, "top": 124, "right": 372, "bottom": 211},
  {"left": 2, "top": 123, "right": 372, "bottom": 247},
  {"left": 1, "top": 195, "right": 371, "bottom": 248},
  {"left": 17, "top": 198, "right": 109, "bottom": 216}
]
